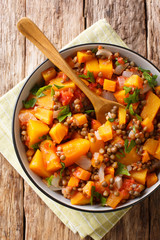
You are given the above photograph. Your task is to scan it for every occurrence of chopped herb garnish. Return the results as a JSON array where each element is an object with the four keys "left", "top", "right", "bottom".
[
  {"left": 30, "top": 84, "right": 39, "bottom": 95},
  {"left": 39, "top": 134, "right": 52, "bottom": 141},
  {"left": 31, "top": 142, "right": 40, "bottom": 151},
  {"left": 119, "top": 149, "right": 125, "bottom": 157},
  {"left": 138, "top": 67, "right": 150, "bottom": 73},
  {"left": 133, "top": 125, "right": 136, "bottom": 133},
  {"left": 108, "top": 118, "right": 115, "bottom": 122},
  {"left": 54, "top": 84, "right": 64, "bottom": 89},
  {"left": 123, "top": 86, "right": 132, "bottom": 94},
  {"left": 23, "top": 98, "right": 37, "bottom": 109},
  {"left": 90, "top": 186, "right": 106, "bottom": 206},
  {"left": 129, "top": 104, "right": 134, "bottom": 115},
  {"left": 85, "top": 109, "right": 95, "bottom": 114},
  {"left": 36, "top": 85, "right": 52, "bottom": 97},
  {"left": 115, "top": 60, "right": 120, "bottom": 66},
  {"left": 124, "top": 88, "right": 140, "bottom": 109},
  {"left": 143, "top": 72, "right": 157, "bottom": 89},
  {"left": 116, "top": 162, "right": 130, "bottom": 176},
  {"left": 135, "top": 114, "right": 142, "bottom": 121},
  {"left": 51, "top": 88, "right": 55, "bottom": 96},
  {"left": 91, "top": 48, "right": 98, "bottom": 53},
  {"left": 60, "top": 162, "right": 65, "bottom": 178},
  {"left": 115, "top": 149, "right": 125, "bottom": 159},
  {"left": 79, "top": 71, "right": 95, "bottom": 83},
  {"left": 46, "top": 175, "right": 54, "bottom": 186},
  {"left": 57, "top": 105, "right": 72, "bottom": 122},
  {"left": 124, "top": 139, "right": 136, "bottom": 153}
]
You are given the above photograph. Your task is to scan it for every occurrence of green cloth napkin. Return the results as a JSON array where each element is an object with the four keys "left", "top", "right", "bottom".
[{"left": 0, "top": 19, "right": 130, "bottom": 240}]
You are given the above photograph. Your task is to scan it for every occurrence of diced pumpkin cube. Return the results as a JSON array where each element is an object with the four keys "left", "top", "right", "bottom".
[
  {"left": 130, "top": 169, "right": 148, "bottom": 185},
  {"left": 124, "top": 75, "right": 143, "bottom": 89},
  {"left": 114, "top": 90, "right": 128, "bottom": 105},
  {"left": 41, "top": 67, "right": 57, "bottom": 82},
  {"left": 71, "top": 132, "right": 83, "bottom": 139},
  {"left": 36, "top": 89, "right": 54, "bottom": 109},
  {"left": 65, "top": 56, "right": 74, "bottom": 68},
  {"left": 99, "top": 59, "right": 113, "bottom": 79},
  {"left": 49, "top": 123, "right": 68, "bottom": 144},
  {"left": 142, "top": 150, "right": 150, "bottom": 163},
  {"left": 59, "top": 139, "right": 90, "bottom": 167},
  {"left": 95, "top": 180, "right": 109, "bottom": 194},
  {"left": 34, "top": 107, "right": 53, "bottom": 125},
  {"left": 143, "top": 138, "right": 159, "bottom": 155},
  {"left": 118, "top": 107, "right": 126, "bottom": 125},
  {"left": 49, "top": 76, "right": 76, "bottom": 91},
  {"left": 104, "top": 174, "right": 114, "bottom": 185},
  {"left": 91, "top": 153, "right": 104, "bottom": 168},
  {"left": 105, "top": 166, "right": 114, "bottom": 176},
  {"left": 71, "top": 192, "right": 90, "bottom": 205},
  {"left": 91, "top": 119, "right": 101, "bottom": 131},
  {"left": 83, "top": 181, "right": 95, "bottom": 197},
  {"left": 88, "top": 133, "right": 104, "bottom": 154},
  {"left": 154, "top": 142, "right": 160, "bottom": 160},
  {"left": 73, "top": 167, "right": 91, "bottom": 181},
  {"left": 73, "top": 113, "right": 88, "bottom": 126},
  {"left": 27, "top": 119, "right": 50, "bottom": 148},
  {"left": 85, "top": 58, "right": 100, "bottom": 78},
  {"left": 146, "top": 173, "right": 158, "bottom": 188},
  {"left": 106, "top": 192, "right": 123, "bottom": 209},
  {"left": 141, "top": 117, "right": 154, "bottom": 132},
  {"left": 98, "top": 121, "right": 113, "bottom": 142},
  {"left": 68, "top": 176, "right": 80, "bottom": 187},
  {"left": 103, "top": 79, "right": 116, "bottom": 92},
  {"left": 141, "top": 91, "right": 160, "bottom": 121},
  {"left": 29, "top": 149, "right": 51, "bottom": 178},
  {"left": 77, "top": 51, "right": 93, "bottom": 63},
  {"left": 117, "top": 147, "right": 141, "bottom": 165},
  {"left": 111, "top": 136, "right": 124, "bottom": 146}
]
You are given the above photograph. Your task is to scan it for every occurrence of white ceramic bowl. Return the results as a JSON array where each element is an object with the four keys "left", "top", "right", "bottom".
[{"left": 12, "top": 43, "right": 160, "bottom": 212}]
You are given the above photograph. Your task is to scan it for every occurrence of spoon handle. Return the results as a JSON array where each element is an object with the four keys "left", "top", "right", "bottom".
[{"left": 17, "top": 17, "right": 101, "bottom": 106}]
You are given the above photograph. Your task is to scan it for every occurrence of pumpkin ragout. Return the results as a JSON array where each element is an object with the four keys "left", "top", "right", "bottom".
[{"left": 19, "top": 47, "right": 160, "bottom": 209}]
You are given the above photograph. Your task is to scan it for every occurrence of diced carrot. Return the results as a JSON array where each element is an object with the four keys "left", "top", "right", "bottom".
[
  {"left": 73, "top": 167, "right": 91, "bottom": 181},
  {"left": 77, "top": 51, "right": 93, "bottom": 63},
  {"left": 98, "top": 121, "right": 113, "bottom": 142},
  {"left": 142, "top": 150, "right": 150, "bottom": 163},
  {"left": 41, "top": 67, "right": 57, "bottom": 82},
  {"left": 124, "top": 75, "right": 143, "bottom": 89},
  {"left": 68, "top": 176, "right": 80, "bottom": 187},
  {"left": 71, "top": 192, "right": 90, "bottom": 205},
  {"left": 83, "top": 181, "right": 95, "bottom": 197},
  {"left": 103, "top": 79, "right": 116, "bottom": 92},
  {"left": 91, "top": 119, "right": 102, "bottom": 131},
  {"left": 49, "top": 123, "right": 68, "bottom": 144},
  {"left": 73, "top": 113, "right": 88, "bottom": 126},
  {"left": 146, "top": 173, "right": 158, "bottom": 188},
  {"left": 118, "top": 107, "right": 126, "bottom": 125},
  {"left": 99, "top": 59, "right": 113, "bottom": 79}
]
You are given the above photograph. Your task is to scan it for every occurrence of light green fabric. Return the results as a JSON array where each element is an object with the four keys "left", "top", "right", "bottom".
[{"left": 0, "top": 19, "right": 130, "bottom": 240}]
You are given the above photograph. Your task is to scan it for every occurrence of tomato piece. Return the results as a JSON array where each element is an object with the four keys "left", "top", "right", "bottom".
[
  {"left": 120, "top": 178, "right": 135, "bottom": 192},
  {"left": 89, "top": 83, "right": 98, "bottom": 90},
  {"left": 117, "top": 57, "right": 125, "bottom": 65},
  {"left": 96, "top": 77, "right": 104, "bottom": 86},
  {"left": 58, "top": 89, "right": 74, "bottom": 106}
]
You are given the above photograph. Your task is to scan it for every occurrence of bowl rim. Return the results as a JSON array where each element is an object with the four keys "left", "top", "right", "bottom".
[{"left": 12, "top": 43, "right": 160, "bottom": 213}]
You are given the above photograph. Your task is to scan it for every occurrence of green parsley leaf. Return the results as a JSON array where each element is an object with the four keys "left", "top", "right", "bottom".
[
  {"left": 54, "top": 84, "right": 64, "bottom": 89},
  {"left": 143, "top": 72, "right": 157, "bottom": 88},
  {"left": 115, "top": 60, "right": 120, "bottom": 66},
  {"left": 124, "top": 139, "right": 136, "bottom": 153},
  {"left": 108, "top": 118, "right": 115, "bottom": 122},
  {"left": 85, "top": 109, "right": 95, "bottom": 114},
  {"left": 36, "top": 85, "right": 52, "bottom": 97},
  {"left": 91, "top": 186, "right": 106, "bottom": 206},
  {"left": 23, "top": 98, "right": 37, "bottom": 109},
  {"left": 60, "top": 162, "right": 65, "bottom": 178},
  {"left": 46, "top": 175, "right": 54, "bottom": 186},
  {"left": 124, "top": 88, "right": 140, "bottom": 108},
  {"left": 115, "top": 149, "right": 125, "bottom": 159},
  {"left": 116, "top": 162, "right": 130, "bottom": 176},
  {"left": 57, "top": 105, "right": 72, "bottom": 122},
  {"left": 135, "top": 114, "right": 142, "bottom": 121},
  {"left": 133, "top": 125, "right": 136, "bottom": 133},
  {"left": 138, "top": 67, "right": 150, "bottom": 73},
  {"left": 30, "top": 84, "right": 39, "bottom": 95},
  {"left": 119, "top": 149, "right": 125, "bottom": 157},
  {"left": 129, "top": 104, "right": 134, "bottom": 115},
  {"left": 39, "top": 134, "right": 52, "bottom": 141},
  {"left": 51, "top": 88, "right": 55, "bottom": 96},
  {"left": 101, "top": 196, "right": 107, "bottom": 206},
  {"left": 31, "top": 142, "right": 40, "bottom": 151},
  {"left": 79, "top": 71, "right": 95, "bottom": 83},
  {"left": 91, "top": 48, "right": 98, "bottom": 53},
  {"left": 123, "top": 86, "right": 132, "bottom": 94}
]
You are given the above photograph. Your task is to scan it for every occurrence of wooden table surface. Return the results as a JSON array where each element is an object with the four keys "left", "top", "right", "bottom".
[{"left": 0, "top": 0, "right": 160, "bottom": 239}]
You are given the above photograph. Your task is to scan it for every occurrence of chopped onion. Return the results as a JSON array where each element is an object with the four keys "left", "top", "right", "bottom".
[
  {"left": 114, "top": 176, "right": 122, "bottom": 189},
  {"left": 114, "top": 63, "right": 129, "bottom": 75},
  {"left": 101, "top": 91, "right": 117, "bottom": 102},
  {"left": 49, "top": 175, "right": 62, "bottom": 191},
  {"left": 53, "top": 109, "right": 61, "bottom": 119},
  {"left": 96, "top": 48, "right": 112, "bottom": 58},
  {"left": 95, "top": 130, "right": 102, "bottom": 140},
  {"left": 98, "top": 163, "right": 105, "bottom": 182},
  {"left": 75, "top": 155, "right": 91, "bottom": 170},
  {"left": 122, "top": 71, "right": 133, "bottom": 78},
  {"left": 140, "top": 84, "right": 151, "bottom": 94},
  {"left": 127, "top": 165, "right": 132, "bottom": 172}
]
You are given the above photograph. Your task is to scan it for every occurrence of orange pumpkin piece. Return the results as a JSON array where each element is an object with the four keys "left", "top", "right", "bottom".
[
  {"left": 118, "top": 107, "right": 126, "bottom": 125},
  {"left": 73, "top": 167, "right": 91, "bottom": 181},
  {"left": 98, "top": 121, "right": 113, "bottom": 142},
  {"left": 111, "top": 136, "right": 124, "bottom": 146},
  {"left": 88, "top": 133, "right": 104, "bottom": 154},
  {"left": 117, "top": 147, "right": 141, "bottom": 165},
  {"left": 91, "top": 119, "right": 101, "bottom": 131},
  {"left": 141, "top": 117, "right": 154, "bottom": 132},
  {"left": 154, "top": 142, "right": 160, "bottom": 160},
  {"left": 99, "top": 59, "right": 113, "bottom": 79},
  {"left": 114, "top": 90, "right": 128, "bottom": 105},
  {"left": 49, "top": 123, "right": 68, "bottom": 144},
  {"left": 141, "top": 91, "right": 160, "bottom": 121},
  {"left": 143, "top": 138, "right": 159, "bottom": 155},
  {"left": 68, "top": 176, "right": 80, "bottom": 187},
  {"left": 105, "top": 166, "right": 114, "bottom": 176},
  {"left": 27, "top": 119, "right": 50, "bottom": 148},
  {"left": 103, "top": 79, "right": 116, "bottom": 92},
  {"left": 130, "top": 169, "right": 148, "bottom": 185},
  {"left": 142, "top": 150, "right": 150, "bottom": 163},
  {"left": 29, "top": 149, "right": 51, "bottom": 178},
  {"left": 71, "top": 192, "right": 90, "bottom": 205},
  {"left": 77, "top": 51, "right": 93, "bottom": 63},
  {"left": 85, "top": 58, "right": 100, "bottom": 78},
  {"left": 124, "top": 75, "right": 143, "bottom": 89},
  {"left": 59, "top": 139, "right": 90, "bottom": 167},
  {"left": 73, "top": 113, "right": 88, "bottom": 126},
  {"left": 71, "top": 132, "right": 83, "bottom": 139},
  {"left": 36, "top": 89, "right": 54, "bottom": 109},
  {"left": 49, "top": 75, "right": 76, "bottom": 91},
  {"left": 34, "top": 107, "right": 53, "bottom": 125},
  {"left": 18, "top": 109, "right": 36, "bottom": 126},
  {"left": 146, "top": 173, "right": 158, "bottom": 188},
  {"left": 83, "top": 181, "right": 95, "bottom": 197},
  {"left": 41, "top": 67, "right": 57, "bottom": 83},
  {"left": 65, "top": 56, "right": 74, "bottom": 68},
  {"left": 104, "top": 174, "right": 114, "bottom": 185},
  {"left": 91, "top": 153, "right": 104, "bottom": 168},
  {"left": 106, "top": 192, "right": 124, "bottom": 209}
]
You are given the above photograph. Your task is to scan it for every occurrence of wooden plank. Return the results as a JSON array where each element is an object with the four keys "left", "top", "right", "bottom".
[
  {"left": 0, "top": 0, "right": 25, "bottom": 240},
  {"left": 24, "top": 1, "right": 84, "bottom": 239},
  {"left": 85, "top": 1, "right": 149, "bottom": 240},
  {"left": 146, "top": 1, "right": 160, "bottom": 240}
]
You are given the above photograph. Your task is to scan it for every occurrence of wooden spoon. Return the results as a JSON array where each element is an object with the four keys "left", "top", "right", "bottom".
[{"left": 17, "top": 17, "right": 124, "bottom": 123}]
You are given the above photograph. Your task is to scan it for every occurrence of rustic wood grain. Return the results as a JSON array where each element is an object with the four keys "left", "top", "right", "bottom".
[
  {"left": 0, "top": 0, "right": 25, "bottom": 239},
  {"left": 24, "top": 1, "right": 84, "bottom": 240}
]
